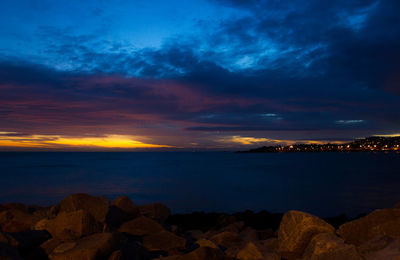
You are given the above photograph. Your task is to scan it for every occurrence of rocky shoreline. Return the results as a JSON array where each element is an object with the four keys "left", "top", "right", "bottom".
[{"left": 0, "top": 194, "right": 399, "bottom": 259}]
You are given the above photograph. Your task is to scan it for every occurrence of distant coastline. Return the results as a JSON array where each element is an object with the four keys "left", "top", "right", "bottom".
[{"left": 238, "top": 136, "right": 400, "bottom": 153}]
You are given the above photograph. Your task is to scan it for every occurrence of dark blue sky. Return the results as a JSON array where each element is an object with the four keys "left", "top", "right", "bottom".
[{"left": 0, "top": 0, "right": 399, "bottom": 150}]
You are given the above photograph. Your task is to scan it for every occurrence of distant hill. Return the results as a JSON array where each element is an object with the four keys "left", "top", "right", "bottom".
[{"left": 238, "top": 136, "right": 400, "bottom": 153}]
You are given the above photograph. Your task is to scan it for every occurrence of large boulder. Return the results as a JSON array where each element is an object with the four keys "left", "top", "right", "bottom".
[
  {"left": 138, "top": 203, "right": 170, "bottom": 222},
  {"left": 235, "top": 242, "right": 263, "bottom": 260},
  {"left": 49, "top": 233, "right": 116, "bottom": 260},
  {"left": 195, "top": 239, "right": 219, "bottom": 249},
  {"left": 358, "top": 236, "right": 400, "bottom": 260},
  {"left": 40, "top": 238, "right": 62, "bottom": 255},
  {"left": 0, "top": 209, "right": 37, "bottom": 232},
  {"left": 59, "top": 193, "right": 110, "bottom": 223},
  {"left": 118, "top": 216, "right": 165, "bottom": 236},
  {"left": 225, "top": 241, "right": 279, "bottom": 260},
  {"left": 143, "top": 230, "right": 186, "bottom": 253},
  {"left": 33, "top": 206, "right": 58, "bottom": 220},
  {"left": 254, "top": 238, "right": 279, "bottom": 253},
  {"left": 278, "top": 210, "right": 335, "bottom": 259},
  {"left": 240, "top": 227, "right": 259, "bottom": 241},
  {"left": 188, "top": 230, "right": 204, "bottom": 240},
  {"left": 302, "top": 232, "right": 362, "bottom": 260},
  {"left": 35, "top": 209, "right": 102, "bottom": 241},
  {"left": 209, "top": 231, "right": 242, "bottom": 248},
  {"left": 337, "top": 208, "right": 400, "bottom": 246},
  {"left": 112, "top": 196, "right": 140, "bottom": 217},
  {"left": 107, "top": 196, "right": 141, "bottom": 228}
]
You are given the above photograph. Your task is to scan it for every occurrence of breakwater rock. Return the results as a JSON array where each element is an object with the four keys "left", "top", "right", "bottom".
[{"left": 0, "top": 193, "right": 399, "bottom": 259}]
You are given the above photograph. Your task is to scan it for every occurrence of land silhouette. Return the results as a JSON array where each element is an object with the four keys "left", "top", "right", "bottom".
[{"left": 239, "top": 136, "right": 400, "bottom": 153}]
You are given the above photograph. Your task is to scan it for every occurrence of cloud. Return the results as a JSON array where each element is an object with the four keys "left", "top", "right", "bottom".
[
  {"left": 1, "top": 0, "right": 400, "bottom": 149},
  {"left": 336, "top": 120, "right": 365, "bottom": 124},
  {"left": 219, "top": 136, "right": 284, "bottom": 145},
  {"left": 0, "top": 133, "right": 172, "bottom": 149},
  {"left": 218, "top": 135, "right": 346, "bottom": 146}
]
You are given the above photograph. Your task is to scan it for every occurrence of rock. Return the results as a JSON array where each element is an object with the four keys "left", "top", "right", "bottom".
[
  {"left": 263, "top": 252, "right": 280, "bottom": 260},
  {"left": 259, "top": 229, "right": 275, "bottom": 240},
  {"left": 203, "top": 230, "right": 219, "bottom": 239},
  {"left": 59, "top": 193, "right": 110, "bottom": 223},
  {"left": 118, "top": 216, "right": 165, "bottom": 236},
  {"left": 33, "top": 206, "right": 58, "bottom": 220},
  {"left": 170, "top": 225, "right": 179, "bottom": 234},
  {"left": 0, "top": 203, "right": 29, "bottom": 213},
  {"left": 34, "top": 218, "right": 48, "bottom": 231},
  {"left": 110, "top": 239, "right": 152, "bottom": 260},
  {"left": 179, "top": 246, "right": 229, "bottom": 260},
  {"left": 220, "top": 221, "right": 245, "bottom": 234},
  {"left": 52, "top": 242, "right": 77, "bottom": 254},
  {"left": 188, "top": 230, "right": 204, "bottom": 240},
  {"left": 361, "top": 238, "right": 400, "bottom": 260},
  {"left": 357, "top": 235, "right": 395, "bottom": 256},
  {"left": 229, "top": 241, "right": 280, "bottom": 260},
  {"left": 143, "top": 230, "right": 186, "bottom": 253},
  {"left": 112, "top": 196, "right": 140, "bottom": 217},
  {"left": 107, "top": 196, "right": 141, "bottom": 229},
  {"left": 196, "top": 239, "right": 219, "bottom": 249},
  {"left": 240, "top": 227, "right": 259, "bottom": 241},
  {"left": 254, "top": 238, "right": 279, "bottom": 253},
  {"left": 337, "top": 208, "right": 400, "bottom": 246},
  {"left": 106, "top": 206, "right": 132, "bottom": 229},
  {"left": 109, "top": 250, "right": 123, "bottom": 260},
  {"left": 40, "top": 238, "right": 62, "bottom": 255},
  {"left": 49, "top": 233, "right": 116, "bottom": 260},
  {"left": 138, "top": 203, "right": 170, "bottom": 222},
  {"left": 35, "top": 209, "right": 102, "bottom": 241},
  {"left": 209, "top": 231, "right": 242, "bottom": 248},
  {"left": 0, "top": 242, "right": 22, "bottom": 260},
  {"left": 0, "top": 209, "right": 37, "bottom": 232},
  {"left": 303, "top": 232, "right": 362, "bottom": 260},
  {"left": 236, "top": 242, "right": 263, "bottom": 260},
  {"left": 216, "top": 215, "right": 237, "bottom": 230},
  {"left": 8, "top": 230, "right": 51, "bottom": 259},
  {"left": 278, "top": 210, "right": 335, "bottom": 259},
  {"left": 0, "top": 231, "right": 19, "bottom": 246}
]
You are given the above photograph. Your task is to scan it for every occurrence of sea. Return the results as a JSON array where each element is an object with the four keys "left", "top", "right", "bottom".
[{"left": 1, "top": 152, "right": 399, "bottom": 217}]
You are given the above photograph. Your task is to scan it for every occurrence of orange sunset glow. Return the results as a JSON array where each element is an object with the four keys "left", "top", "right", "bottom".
[{"left": 0, "top": 133, "right": 173, "bottom": 149}]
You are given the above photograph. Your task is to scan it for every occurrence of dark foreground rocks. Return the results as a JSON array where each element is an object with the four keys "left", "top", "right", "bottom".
[{"left": 1, "top": 194, "right": 400, "bottom": 259}]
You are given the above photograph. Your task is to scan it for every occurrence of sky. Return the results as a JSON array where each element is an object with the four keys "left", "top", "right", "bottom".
[{"left": 0, "top": 0, "right": 400, "bottom": 150}]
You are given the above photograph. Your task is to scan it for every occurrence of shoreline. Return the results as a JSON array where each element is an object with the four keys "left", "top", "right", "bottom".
[{"left": 1, "top": 193, "right": 399, "bottom": 259}]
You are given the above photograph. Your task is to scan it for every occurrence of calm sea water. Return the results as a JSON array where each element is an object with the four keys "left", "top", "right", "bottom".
[{"left": 0, "top": 152, "right": 399, "bottom": 217}]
